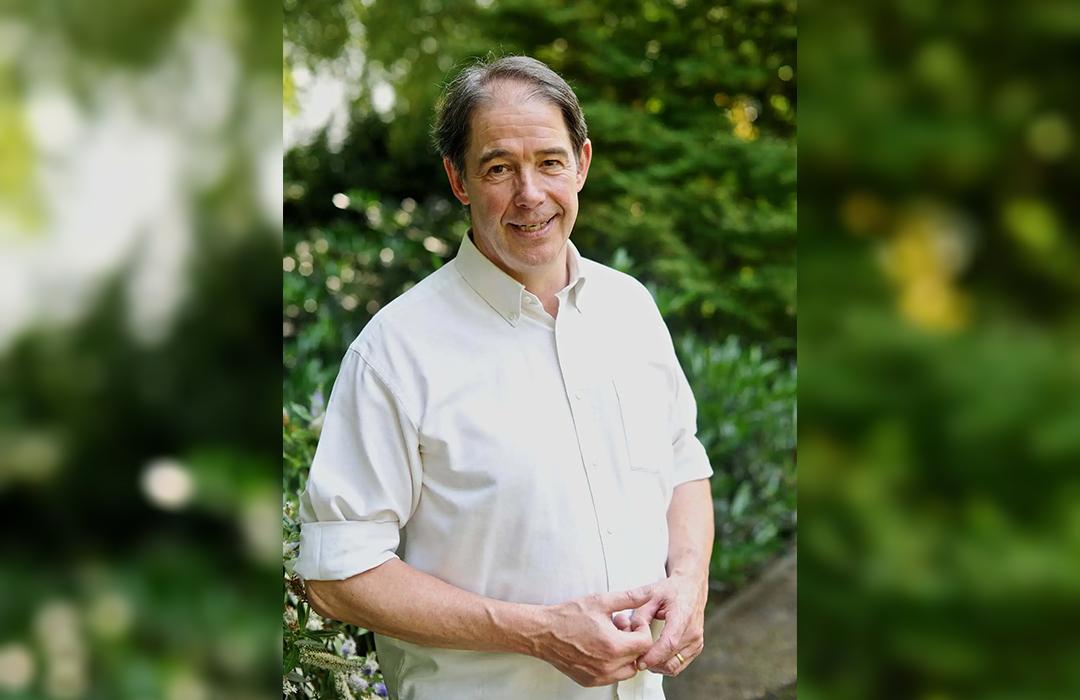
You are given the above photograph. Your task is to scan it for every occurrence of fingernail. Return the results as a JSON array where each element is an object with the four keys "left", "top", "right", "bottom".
[{"left": 637, "top": 661, "right": 647, "bottom": 671}]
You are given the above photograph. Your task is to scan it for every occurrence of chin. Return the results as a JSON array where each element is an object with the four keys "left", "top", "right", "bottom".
[{"left": 511, "top": 238, "right": 566, "bottom": 269}]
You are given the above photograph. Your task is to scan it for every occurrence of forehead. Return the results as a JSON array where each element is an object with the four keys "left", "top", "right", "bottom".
[{"left": 466, "top": 82, "right": 571, "bottom": 156}]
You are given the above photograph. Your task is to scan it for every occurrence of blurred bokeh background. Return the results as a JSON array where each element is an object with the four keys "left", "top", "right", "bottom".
[
  {"left": 6, "top": 0, "right": 1077, "bottom": 695},
  {"left": 0, "top": 1, "right": 282, "bottom": 698},
  {"left": 282, "top": 0, "right": 795, "bottom": 696},
  {"left": 799, "top": 0, "right": 1080, "bottom": 698}
]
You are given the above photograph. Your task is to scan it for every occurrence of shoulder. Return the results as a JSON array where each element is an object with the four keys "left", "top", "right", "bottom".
[
  {"left": 579, "top": 256, "right": 664, "bottom": 320},
  {"left": 347, "top": 261, "right": 462, "bottom": 363},
  {"left": 578, "top": 256, "right": 676, "bottom": 364}
]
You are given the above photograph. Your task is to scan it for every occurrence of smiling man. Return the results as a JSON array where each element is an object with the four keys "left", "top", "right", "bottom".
[{"left": 294, "top": 56, "right": 715, "bottom": 700}]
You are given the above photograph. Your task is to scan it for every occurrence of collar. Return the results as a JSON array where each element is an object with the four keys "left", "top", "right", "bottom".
[{"left": 454, "top": 231, "right": 588, "bottom": 326}]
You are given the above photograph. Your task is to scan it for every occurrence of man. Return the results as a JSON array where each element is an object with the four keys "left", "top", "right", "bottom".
[{"left": 294, "top": 55, "right": 714, "bottom": 700}]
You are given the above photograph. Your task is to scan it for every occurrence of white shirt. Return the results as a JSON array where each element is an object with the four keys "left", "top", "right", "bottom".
[{"left": 295, "top": 232, "right": 713, "bottom": 700}]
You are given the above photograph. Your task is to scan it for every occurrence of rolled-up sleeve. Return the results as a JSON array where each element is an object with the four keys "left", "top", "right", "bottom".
[
  {"left": 293, "top": 347, "right": 422, "bottom": 581},
  {"left": 670, "top": 357, "right": 714, "bottom": 486},
  {"left": 640, "top": 288, "right": 713, "bottom": 487}
]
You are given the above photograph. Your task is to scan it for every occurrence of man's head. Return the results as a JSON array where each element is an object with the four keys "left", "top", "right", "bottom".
[{"left": 433, "top": 56, "right": 592, "bottom": 283}]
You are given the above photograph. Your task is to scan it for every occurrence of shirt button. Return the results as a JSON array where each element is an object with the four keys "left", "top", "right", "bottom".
[
  {"left": 606, "top": 528, "right": 614, "bottom": 535},
  {"left": 509, "top": 313, "right": 518, "bottom": 321},
  {"left": 525, "top": 297, "right": 537, "bottom": 305},
  {"left": 574, "top": 391, "right": 583, "bottom": 400}
]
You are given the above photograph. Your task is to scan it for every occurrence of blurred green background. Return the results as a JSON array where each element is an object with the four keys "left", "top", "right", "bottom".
[
  {"left": 799, "top": 0, "right": 1080, "bottom": 698},
  {"left": 5, "top": 0, "right": 1080, "bottom": 697},
  {"left": 0, "top": 1, "right": 281, "bottom": 699},
  {"left": 283, "top": 0, "right": 795, "bottom": 696}
]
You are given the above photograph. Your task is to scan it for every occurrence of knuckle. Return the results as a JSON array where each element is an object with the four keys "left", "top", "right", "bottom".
[{"left": 604, "top": 661, "right": 625, "bottom": 677}]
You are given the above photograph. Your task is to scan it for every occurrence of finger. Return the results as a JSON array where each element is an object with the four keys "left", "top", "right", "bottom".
[
  {"left": 608, "top": 661, "right": 640, "bottom": 684},
  {"left": 611, "top": 612, "right": 632, "bottom": 631},
  {"left": 628, "top": 597, "right": 661, "bottom": 631},
  {"left": 637, "top": 612, "right": 688, "bottom": 669},
  {"left": 598, "top": 585, "right": 653, "bottom": 612},
  {"left": 611, "top": 625, "right": 656, "bottom": 662},
  {"left": 652, "top": 647, "right": 692, "bottom": 677}
]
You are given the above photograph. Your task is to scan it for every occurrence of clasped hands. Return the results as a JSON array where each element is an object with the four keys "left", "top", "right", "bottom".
[{"left": 532, "top": 574, "right": 707, "bottom": 688}]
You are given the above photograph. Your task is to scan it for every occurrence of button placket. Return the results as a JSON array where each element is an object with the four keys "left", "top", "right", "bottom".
[{"left": 555, "top": 311, "right": 619, "bottom": 591}]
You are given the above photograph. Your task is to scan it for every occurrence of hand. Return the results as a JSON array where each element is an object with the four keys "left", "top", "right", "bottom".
[
  {"left": 624, "top": 573, "right": 707, "bottom": 677},
  {"left": 531, "top": 587, "right": 656, "bottom": 687}
]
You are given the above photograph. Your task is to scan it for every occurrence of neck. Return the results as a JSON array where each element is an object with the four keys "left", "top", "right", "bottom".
[
  {"left": 519, "top": 251, "right": 570, "bottom": 302},
  {"left": 471, "top": 233, "right": 571, "bottom": 300}
]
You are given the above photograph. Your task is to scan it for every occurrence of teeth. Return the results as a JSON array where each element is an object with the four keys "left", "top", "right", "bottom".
[{"left": 514, "top": 219, "right": 548, "bottom": 232}]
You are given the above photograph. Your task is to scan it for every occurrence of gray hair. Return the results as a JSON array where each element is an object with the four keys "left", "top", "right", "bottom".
[{"left": 433, "top": 55, "right": 588, "bottom": 176}]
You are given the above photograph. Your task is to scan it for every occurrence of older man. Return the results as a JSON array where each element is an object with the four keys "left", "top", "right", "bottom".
[{"left": 294, "top": 56, "right": 714, "bottom": 700}]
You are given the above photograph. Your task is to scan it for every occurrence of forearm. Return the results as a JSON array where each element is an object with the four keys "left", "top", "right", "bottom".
[
  {"left": 666, "top": 478, "right": 715, "bottom": 581},
  {"left": 305, "top": 557, "right": 544, "bottom": 656}
]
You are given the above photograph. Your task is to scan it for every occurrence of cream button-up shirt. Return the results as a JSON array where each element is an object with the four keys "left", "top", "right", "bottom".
[{"left": 295, "top": 232, "right": 713, "bottom": 700}]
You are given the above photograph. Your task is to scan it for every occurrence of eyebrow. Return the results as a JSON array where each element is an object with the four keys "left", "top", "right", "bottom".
[
  {"left": 476, "top": 147, "right": 572, "bottom": 168},
  {"left": 477, "top": 148, "right": 512, "bottom": 168}
]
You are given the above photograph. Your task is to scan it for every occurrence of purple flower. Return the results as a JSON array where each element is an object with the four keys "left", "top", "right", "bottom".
[
  {"left": 346, "top": 674, "right": 368, "bottom": 693},
  {"left": 361, "top": 659, "right": 378, "bottom": 676},
  {"left": 373, "top": 681, "right": 388, "bottom": 697},
  {"left": 310, "top": 388, "right": 326, "bottom": 417},
  {"left": 340, "top": 638, "right": 356, "bottom": 657}
]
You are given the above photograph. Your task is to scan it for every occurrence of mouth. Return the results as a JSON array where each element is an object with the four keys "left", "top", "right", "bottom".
[{"left": 507, "top": 215, "right": 557, "bottom": 237}]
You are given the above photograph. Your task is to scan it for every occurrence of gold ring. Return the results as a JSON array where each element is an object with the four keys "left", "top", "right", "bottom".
[{"left": 675, "top": 652, "right": 686, "bottom": 665}]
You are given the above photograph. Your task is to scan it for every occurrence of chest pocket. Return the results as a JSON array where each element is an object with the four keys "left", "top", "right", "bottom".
[{"left": 612, "top": 370, "right": 674, "bottom": 473}]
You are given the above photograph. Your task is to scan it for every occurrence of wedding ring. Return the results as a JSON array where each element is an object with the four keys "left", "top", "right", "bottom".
[{"left": 675, "top": 652, "right": 686, "bottom": 665}]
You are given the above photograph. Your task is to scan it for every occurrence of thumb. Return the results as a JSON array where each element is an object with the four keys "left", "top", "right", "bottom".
[{"left": 597, "top": 585, "right": 654, "bottom": 612}]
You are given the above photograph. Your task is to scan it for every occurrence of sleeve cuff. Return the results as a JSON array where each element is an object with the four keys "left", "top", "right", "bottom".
[
  {"left": 293, "top": 520, "right": 401, "bottom": 581},
  {"left": 672, "top": 436, "right": 714, "bottom": 486}
]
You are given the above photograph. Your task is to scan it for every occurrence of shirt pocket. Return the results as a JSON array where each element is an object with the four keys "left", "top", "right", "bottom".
[{"left": 612, "top": 371, "right": 674, "bottom": 474}]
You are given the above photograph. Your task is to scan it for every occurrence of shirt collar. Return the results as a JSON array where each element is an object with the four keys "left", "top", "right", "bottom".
[{"left": 454, "top": 231, "right": 588, "bottom": 326}]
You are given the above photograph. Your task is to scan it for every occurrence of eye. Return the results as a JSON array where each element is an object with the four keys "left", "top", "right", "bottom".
[
  {"left": 487, "top": 164, "right": 509, "bottom": 175},
  {"left": 541, "top": 159, "right": 564, "bottom": 169}
]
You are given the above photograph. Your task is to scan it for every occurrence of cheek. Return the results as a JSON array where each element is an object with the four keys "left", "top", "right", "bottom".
[{"left": 479, "top": 188, "right": 512, "bottom": 213}]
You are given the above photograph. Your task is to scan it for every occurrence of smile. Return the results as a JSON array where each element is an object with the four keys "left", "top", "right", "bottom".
[{"left": 508, "top": 215, "right": 556, "bottom": 235}]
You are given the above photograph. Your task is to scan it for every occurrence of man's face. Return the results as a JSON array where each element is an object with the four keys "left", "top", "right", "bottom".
[{"left": 443, "top": 82, "right": 592, "bottom": 283}]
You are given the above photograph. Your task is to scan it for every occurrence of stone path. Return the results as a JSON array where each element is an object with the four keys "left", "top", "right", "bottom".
[{"left": 663, "top": 551, "right": 796, "bottom": 700}]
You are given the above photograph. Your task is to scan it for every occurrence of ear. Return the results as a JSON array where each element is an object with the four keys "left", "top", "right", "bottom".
[
  {"left": 575, "top": 139, "right": 593, "bottom": 192},
  {"left": 443, "top": 157, "right": 470, "bottom": 206}
]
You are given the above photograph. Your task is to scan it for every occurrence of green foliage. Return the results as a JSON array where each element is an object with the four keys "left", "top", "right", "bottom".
[
  {"left": 284, "top": 406, "right": 388, "bottom": 699},
  {"left": 3, "top": 1, "right": 284, "bottom": 698},
  {"left": 679, "top": 336, "right": 797, "bottom": 594},
  {"left": 283, "top": 191, "right": 463, "bottom": 401},
  {"left": 799, "top": 0, "right": 1080, "bottom": 697},
  {"left": 1, "top": 243, "right": 283, "bottom": 698},
  {"left": 285, "top": 0, "right": 797, "bottom": 354}
]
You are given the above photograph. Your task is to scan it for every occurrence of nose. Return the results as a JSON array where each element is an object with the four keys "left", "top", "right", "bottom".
[{"left": 513, "top": 169, "right": 544, "bottom": 209}]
